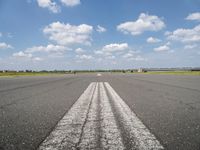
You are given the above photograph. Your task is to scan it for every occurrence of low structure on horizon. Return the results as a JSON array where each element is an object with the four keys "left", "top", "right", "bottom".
[{"left": 138, "top": 68, "right": 145, "bottom": 72}]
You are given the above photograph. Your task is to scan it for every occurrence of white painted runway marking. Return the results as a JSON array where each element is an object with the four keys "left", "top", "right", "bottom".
[
  {"left": 97, "top": 73, "right": 102, "bottom": 76},
  {"left": 104, "top": 82, "right": 164, "bottom": 149},
  {"left": 99, "top": 82, "right": 124, "bottom": 149},
  {"left": 38, "top": 82, "right": 97, "bottom": 150},
  {"left": 38, "top": 82, "right": 164, "bottom": 150},
  {"left": 77, "top": 82, "right": 99, "bottom": 149}
]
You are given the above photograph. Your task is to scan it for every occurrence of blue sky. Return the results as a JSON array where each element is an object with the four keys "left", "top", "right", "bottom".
[{"left": 0, "top": 0, "right": 200, "bottom": 70}]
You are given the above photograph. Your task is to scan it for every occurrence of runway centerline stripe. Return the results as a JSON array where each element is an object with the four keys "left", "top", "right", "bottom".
[
  {"left": 99, "top": 82, "right": 124, "bottom": 149},
  {"left": 38, "top": 82, "right": 164, "bottom": 150},
  {"left": 38, "top": 82, "right": 97, "bottom": 150},
  {"left": 104, "top": 82, "right": 164, "bottom": 149},
  {"left": 77, "top": 82, "right": 99, "bottom": 149}
]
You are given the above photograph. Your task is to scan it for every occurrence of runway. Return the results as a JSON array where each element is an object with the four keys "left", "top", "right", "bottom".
[{"left": 0, "top": 73, "right": 200, "bottom": 149}]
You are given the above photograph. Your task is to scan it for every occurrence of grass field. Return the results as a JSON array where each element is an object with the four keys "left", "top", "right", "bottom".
[
  {"left": 0, "top": 71, "right": 200, "bottom": 77},
  {"left": 136, "top": 71, "right": 200, "bottom": 75},
  {"left": 0, "top": 72, "right": 68, "bottom": 77}
]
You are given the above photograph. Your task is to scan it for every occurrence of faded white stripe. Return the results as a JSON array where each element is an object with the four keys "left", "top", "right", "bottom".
[
  {"left": 99, "top": 82, "right": 124, "bottom": 149},
  {"left": 77, "top": 82, "right": 99, "bottom": 149},
  {"left": 38, "top": 82, "right": 96, "bottom": 150},
  {"left": 38, "top": 82, "right": 164, "bottom": 150},
  {"left": 104, "top": 82, "right": 164, "bottom": 150}
]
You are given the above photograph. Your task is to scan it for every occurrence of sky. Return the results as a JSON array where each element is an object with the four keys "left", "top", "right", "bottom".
[{"left": 0, "top": 0, "right": 200, "bottom": 70}]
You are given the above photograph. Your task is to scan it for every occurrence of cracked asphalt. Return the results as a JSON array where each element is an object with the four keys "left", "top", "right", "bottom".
[{"left": 0, "top": 73, "right": 200, "bottom": 150}]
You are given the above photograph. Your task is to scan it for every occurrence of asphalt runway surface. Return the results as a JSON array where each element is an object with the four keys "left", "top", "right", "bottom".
[{"left": 0, "top": 73, "right": 200, "bottom": 150}]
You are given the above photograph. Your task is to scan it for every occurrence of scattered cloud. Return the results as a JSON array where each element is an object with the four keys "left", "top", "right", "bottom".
[
  {"left": 164, "top": 31, "right": 171, "bottom": 36},
  {"left": 106, "top": 55, "right": 115, "bottom": 59},
  {"left": 154, "top": 44, "right": 170, "bottom": 52},
  {"left": 76, "top": 54, "right": 93, "bottom": 60},
  {"left": 0, "top": 32, "right": 2, "bottom": 37},
  {"left": 96, "top": 25, "right": 106, "bottom": 33},
  {"left": 167, "top": 24, "right": 200, "bottom": 43},
  {"left": 94, "top": 43, "right": 145, "bottom": 62},
  {"left": 36, "top": 0, "right": 80, "bottom": 12},
  {"left": 37, "top": 0, "right": 60, "bottom": 13},
  {"left": 94, "top": 50, "right": 104, "bottom": 55},
  {"left": 122, "top": 50, "right": 145, "bottom": 61},
  {"left": 117, "top": 13, "right": 165, "bottom": 35},
  {"left": 32, "top": 57, "right": 43, "bottom": 61},
  {"left": 102, "top": 43, "right": 128, "bottom": 53},
  {"left": 61, "top": 0, "right": 80, "bottom": 7},
  {"left": 94, "top": 43, "right": 140, "bottom": 61},
  {"left": 0, "top": 42, "right": 13, "bottom": 49},
  {"left": 123, "top": 52, "right": 134, "bottom": 58},
  {"left": 13, "top": 51, "right": 43, "bottom": 61},
  {"left": 122, "top": 50, "right": 139, "bottom": 58},
  {"left": 12, "top": 44, "right": 69, "bottom": 61},
  {"left": 75, "top": 48, "right": 85, "bottom": 54},
  {"left": 25, "top": 44, "right": 69, "bottom": 54},
  {"left": 185, "top": 12, "right": 200, "bottom": 21},
  {"left": 184, "top": 44, "right": 197, "bottom": 49},
  {"left": 43, "top": 22, "right": 93, "bottom": 46},
  {"left": 130, "top": 56, "right": 146, "bottom": 61},
  {"left": 13, "top": 51, "right": 33, "bottom": 58},
  {"left": 146, "top": 37, "right": 161, "bottom": 43}
]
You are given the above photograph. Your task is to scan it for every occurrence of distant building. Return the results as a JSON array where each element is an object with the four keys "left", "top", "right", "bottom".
[{"left": 138, "top": 68, "right": 144, "bottom": 72}]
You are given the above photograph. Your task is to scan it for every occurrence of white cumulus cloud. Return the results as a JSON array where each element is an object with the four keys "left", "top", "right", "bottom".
[
  {"left": 122, "top": 50, "right": 139, "bottom": 58},
  {"left": 0, "top": 42, "right": 13, "bottom": 49},
  {"left": 146, "top": 37, "right": 161, "bottom": 43},
  {"left": 154, "top": 45, "right": 170, "bottom": 52},
  {"left": 13, "top": 44, "right": 68, "bottom": 61},
  {"left": 122, "top": 50, "right": 145, "bottom": 61},
  {"left": 96, "top": 25, "right": 106, "bottom": 33},
  {"left": 13, "top": 51, "right": 33, "bottom": 58},
  {"left": 102, "top": 43, "right": 128, "bottom": 53},
  {"left": 117, "top": 13, "right": 165, "bottom": 35},
  {"left": 123, "top": 53, "right": 134, "bottom": 58},
  {"left": 75, "top": 48, "right": 85, "bottom": 54},
  {"left": 43, "top": 22, "right": 93, "bottom": 46},
  {"left": 94, "top": 50, "right": 104, "bottom": 55},
  {"left": 61, "top": 0, "right": 80, "bottom": 7},
  {"left": 25, "top": 44, "right": 68, "bottom": 54},
  {"left": 13, "top": 51, "right": 44, "bottom": 61},
  {"left": 37, "top": 0, "right": 60, "bottom": 13},
  {"left": 94, "top": 43, "right": 130, "bottom": 59},
  {"left": 185, "top": 12, "right": 200, "bottom": 21},
  {"left": 167, "top": 24, "right": 200, "bottom": 43}
]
